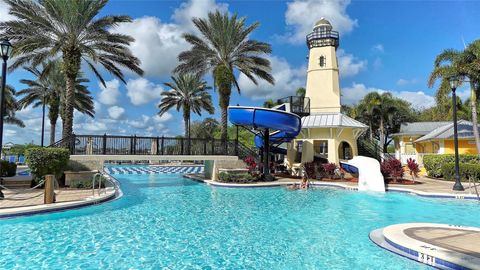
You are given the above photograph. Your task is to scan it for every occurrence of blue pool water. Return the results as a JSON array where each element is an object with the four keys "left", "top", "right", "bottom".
[{"left": 1, "top": 168, "right": 480, "bottom": 269}]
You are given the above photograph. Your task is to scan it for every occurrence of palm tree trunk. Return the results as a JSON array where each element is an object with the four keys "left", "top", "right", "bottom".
[
  {"left": 62, "top": 49, "right": 81, "bottom": 143},
  {"left": 379, "top": 117, "right": 385, "bottom": 153},
  {"left": 183, "top": 108, "right": 190, "bottom": 138},
  {"left": 469, "top": 82, "right": 480, "bottom": 154},
  {"left": 50, "top": 119, "right": 56, "bottom": 146},
  {"left": 214, "top": 65, "right": 232, "bottom": 142}
]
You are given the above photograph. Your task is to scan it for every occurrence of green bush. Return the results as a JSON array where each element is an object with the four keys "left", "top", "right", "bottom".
[
  {"left": 218, "top": 172, "right": 255, "bottom": 183},
  {"left": 70, "top": 177, "right": 106, "bottom": 189},
  {"left": 0, "top": 160, "right": 17, "bottom": 177},
  {"left": 441, "top": 163, "right": 480, "bottom": 181},
  {"left": 423, "top": 154, "right": 480, "bottom": 177},
  {"left": 25, "top": 148, "right": 70, "bottom": 181}
]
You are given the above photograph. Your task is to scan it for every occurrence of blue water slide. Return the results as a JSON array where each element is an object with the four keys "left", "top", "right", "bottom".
[{"left": 228, "top": 106, "right": 302, "bottom": 150}]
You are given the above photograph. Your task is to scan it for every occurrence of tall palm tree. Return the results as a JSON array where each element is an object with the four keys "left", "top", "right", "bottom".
[
  {"left": 175, "top": 11, "right": 274, "bottom": 141},
  {"left": 159, "top": 73, "right": 214, "bottom": 138},
  {"left": 428, "top": 40, "right": 480, "bottom": 154},
  {"left": 17, "top": 62, "right": 95, "bottom": 145},
  {"left": 0, "top": 78, "right": 24, "bottom": 128},
  {"left": 1, "top": 0, "right": 143, "bottom": 140},
  {"left": 356, "top": 92, "right": 398, "bottom": 152}
]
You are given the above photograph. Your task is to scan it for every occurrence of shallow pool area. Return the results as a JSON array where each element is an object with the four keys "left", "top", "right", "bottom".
[{"left": 1, "top": 166, "right": 480, "bottom": 269}]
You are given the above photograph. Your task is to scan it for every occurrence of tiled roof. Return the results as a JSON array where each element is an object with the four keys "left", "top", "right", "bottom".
[
  {"left": 392, "top": 122, "right": 451, "bottom": 136},
  {"left": 301, "top": 113, "right": 368, "bottom": 129},
  {"left": 415, "top": 120, "right": 480, "bottom": 142}
]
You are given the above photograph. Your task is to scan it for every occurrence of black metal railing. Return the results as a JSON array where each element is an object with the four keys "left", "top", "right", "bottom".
[
  {"left": 277, "top": 96, "right": 310, "bottom": 117},
  {"left": 49, "top": 134, "right": 257, "bottom": 157},
  {"left": 306, "top": 30, "right": 339, "bottom": 49}
]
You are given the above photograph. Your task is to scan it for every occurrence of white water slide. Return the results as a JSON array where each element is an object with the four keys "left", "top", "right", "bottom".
[{"left": 344, "top": 156, "right": 385, "bottom": 192}]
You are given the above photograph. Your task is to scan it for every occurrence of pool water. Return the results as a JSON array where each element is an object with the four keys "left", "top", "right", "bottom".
[{"left": 1, "top": 168, "right": 480, "bottom": 269}]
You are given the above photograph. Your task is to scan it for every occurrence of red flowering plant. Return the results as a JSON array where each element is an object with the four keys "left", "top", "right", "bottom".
[
  {"left": 244, "top": 156, "right": 257, "bottom": 174},
  {"left": 303, "top": 161, "right": 316, "bottom": 179},
  {"left": 381, "top": 158, "right": 404, "bottom": 182},
  {"left": 406, "top": 158, "right": 420, "bottom": 181},
  {"left": 322, "top": 163, "right": 337, "bottom": 178}
]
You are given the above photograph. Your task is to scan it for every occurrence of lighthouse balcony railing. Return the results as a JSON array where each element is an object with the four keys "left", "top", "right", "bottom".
[
  {"left": 277, "top": 96, "right": 310, "bottom": 117},
  {"left": 306, "top": 30, "right": 339, "bottom": 49}
]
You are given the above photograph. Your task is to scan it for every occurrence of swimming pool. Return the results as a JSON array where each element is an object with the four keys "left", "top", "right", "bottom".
[{"left": 1, "top": 167, "right": 479, "bottom": 269}]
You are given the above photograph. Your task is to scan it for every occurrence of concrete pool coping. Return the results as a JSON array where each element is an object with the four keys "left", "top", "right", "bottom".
[
  {"left": 370, "top": 223, "right": 480, "bottom": 270},
  {"left": 0, "top": 173, "right": 122, "bottom": 219},
  {"left": 184, "top": 174, "right": 480, "bottom": 201}
]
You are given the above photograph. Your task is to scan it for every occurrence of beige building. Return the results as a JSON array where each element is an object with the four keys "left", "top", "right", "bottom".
[{"left": 285, "top": 18, "right": 367, "bottom": 169}]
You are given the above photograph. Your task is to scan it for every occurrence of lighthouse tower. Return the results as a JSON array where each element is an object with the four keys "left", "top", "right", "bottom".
[{"left": 305, "top": 18, "right": 340, "bottom": 113}]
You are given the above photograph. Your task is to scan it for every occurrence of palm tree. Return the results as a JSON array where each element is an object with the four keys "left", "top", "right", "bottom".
[
  {"left": 159, "top": 73, "right": 214, "bottom": 138},
  {"left": 296, "top": 87, "right": 306, "bottom": 97},
  {"left": 263, "top": 99, "right": 276, "bottom": 108},
  {"left": 0, "top": 78, "right": 24, "bottom": 128},
  {"left": 17, "top": 61, "right": 95, "bottom": 145},
  {"left": 356, "top": 92, "right": 398, "bottom": 152},
  {"left": 175, "top": 11, "right": 274, "bottom": 141},
  {"left": 1, "top": 0, "right": 143, "bottom": 140},
  {"left": 428, "top": 40, "right": 480, "bottom": 154}
]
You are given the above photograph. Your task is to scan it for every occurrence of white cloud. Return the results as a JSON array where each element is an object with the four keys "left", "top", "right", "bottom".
[
  {"left": 114, "top": 0, "right": 229, "bottom": 77},
  {"left": 338, "top": 49, "right": 367, "bottom": 77},
  {"left": 126, "top": 78, "right": 163, "bottom": 106},
  {"left": 341, "top": 83, "right": 436, "bottom": 109},
  {"left": 397, "top": 78, "right": 418, "bottom": 86},
  {"left": 98, "top": 79, "right": 121, "bottom": 105},
  {"left": 371, "top": 44, "right": 384, "bottom": 53},
  {"left": 108, "top": 106, "right": 126, "bottom": 120},
  {"left": 0, "top": 1, "right": 14, "bottom": 22},
  {"left": 284, "top": 0, "right": 357, "bottom": 44},
  {"left": 172, "top": 0, "right": 229, "bottom": 32},
  {"left": 238, "top": 56, "right": 306, "bottom": 100},
  {"left": 153, "top": 112, "right": 173, "bottom": 123}
]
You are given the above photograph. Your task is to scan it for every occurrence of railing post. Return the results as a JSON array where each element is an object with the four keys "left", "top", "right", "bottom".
[
  {"left": 161, "top": 136, "right": 165, "bottom": 155},
  {"left": 133, "top": 135, "right": 137, "bottom": 155},
  {"left": 211, "top": 138, "right": 215, "bottom": 155},
  {"left": 102, "top": 133, "right": 107, "bottom": 155},
  {"left": 156, "top": 136, "right": 160, "bottom": 155},
  {"left": 44, "top": 175, "right": 55, "bottom": 204},
  {"left": 71, "top": 133, "right": 76, "bottom": 154},
  {"left": 180, "top": 137, "right": 184, "bottom": 155},
  {"left": 235, "top": 137, "right": 239, "bottom": 156},
  {"left": 203, "top": 139, "right": 207, "bottom": 155}
]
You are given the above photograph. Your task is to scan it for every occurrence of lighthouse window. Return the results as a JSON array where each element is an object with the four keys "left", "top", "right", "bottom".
[{"left": 319, "top": 56, "right": 326, "bottom": 67}]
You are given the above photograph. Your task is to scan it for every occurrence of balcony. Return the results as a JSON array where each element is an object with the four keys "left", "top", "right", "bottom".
[{"left": 277, "top": 96, "right": 310, "bottom": 117}]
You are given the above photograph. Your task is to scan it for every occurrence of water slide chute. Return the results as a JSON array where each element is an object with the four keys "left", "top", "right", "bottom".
[{"left": 228, "top": 106, "right": 302, "bottom": 179}]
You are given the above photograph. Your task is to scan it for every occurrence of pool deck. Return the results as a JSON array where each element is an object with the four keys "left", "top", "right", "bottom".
[{"left": 370, "top": 223, "right": 480, "bottom": 270}]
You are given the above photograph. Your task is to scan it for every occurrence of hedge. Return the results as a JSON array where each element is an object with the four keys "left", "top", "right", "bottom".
[
  {"left": 218, "top": 172, "right": 255, "bottom": 183},
  {"left": 25, "top": 148, "right": 70, "bottom": 181},
  {"left": 423, "top": 154, "right": 480, "bottom": 177},
  {"left": 441, "top": 163, "right": 480, "bottom": 181},
  {"left": 0, "top": 160, "right": 17, "bottom": 177}
]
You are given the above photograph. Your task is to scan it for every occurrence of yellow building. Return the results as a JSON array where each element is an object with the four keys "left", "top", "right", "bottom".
[
  {"left": 285, "top": 18, "right": 367, "bottom": 170},
  {"left": 393, "top": 120, "right": 479, "bottom": 165}
]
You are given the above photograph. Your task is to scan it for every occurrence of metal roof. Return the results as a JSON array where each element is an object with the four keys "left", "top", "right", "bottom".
[
  {"left": 301, "top": 113, "right": 368, "bottom": 129},
  {"left": 392, "top": 122, "right": 451, "bottom": 136},
  {"left": 415, "top": 120, "right": 480, "bottom": 142}
]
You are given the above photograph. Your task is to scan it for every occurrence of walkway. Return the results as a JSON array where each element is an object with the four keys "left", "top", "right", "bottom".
[{"left": 370, "top": 223, "right": 480, "bottom": 270}]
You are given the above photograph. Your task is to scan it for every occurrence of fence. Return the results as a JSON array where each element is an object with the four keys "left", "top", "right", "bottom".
[{"left": 50, "top": 134, "right": 257, "bottom": 160}]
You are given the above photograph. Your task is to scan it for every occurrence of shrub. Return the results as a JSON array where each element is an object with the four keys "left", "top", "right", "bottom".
[
  {"left": 381, "top": 158, "right": 404, "bottom": 181},
  {"left": 406, "top": 158, "right": 420, "bottom": 180},
  {"left": 304, "top": 161, "right": 316, "bottom": 178},
  {"left": 218, "top": 172, "right": 255, "bottom": 183},
  {"left": 322, "top": 163, "right": 337, "bottom": 178},
  {"left": 244, "top": 156, "right": 257, "bottom": 173},
  {"left": 70, "top": 176, "right": 106, "bottom": 189},
  {"left": 0, "top": 160, "right": 17, "bottom": 177},
  {"left": 25, "top": 148, "right": 70, "bottom": 182},
  {"left": 441, "top": 163, "right": 480, "bottom": 181},
  {"left": 423, "top": 154, "right": 480, "bottom": 177}
]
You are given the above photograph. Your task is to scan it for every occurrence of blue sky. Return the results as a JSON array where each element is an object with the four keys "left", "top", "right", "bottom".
[{"left": 2, "top": 0, "right": 480, "bottom": 144}]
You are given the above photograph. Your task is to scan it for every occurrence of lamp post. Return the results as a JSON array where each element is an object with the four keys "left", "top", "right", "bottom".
[
  {"left": 0, "top": 39, "right": 13, "bottom": 158},
  {"left": 448, "top": 75, "right": 464, "bottom": 191}
]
